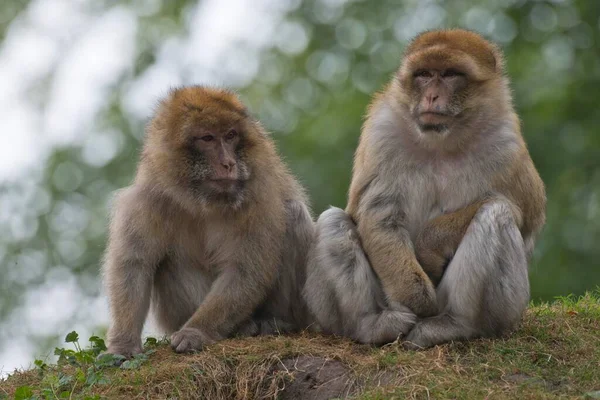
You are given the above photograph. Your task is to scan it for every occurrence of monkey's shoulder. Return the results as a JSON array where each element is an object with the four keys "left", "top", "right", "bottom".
[{"left": 111, "top": 185, "right": 187, "bottom": 236}]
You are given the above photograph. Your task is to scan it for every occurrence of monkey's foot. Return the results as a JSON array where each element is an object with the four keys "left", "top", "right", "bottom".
[
  {"left": 403, "top": 319, "right": 441, "bottom": 350},
  {"left": 98, "top": 343, "right": 143, "bottom": 366},
  {"left": 170, "top": 327, "right": 216, "bottom": 353},
  {"left": 403, "top": 314, "right": 472, "bottom": 350},
  {"left": 104, "top": 340, "right": 143, "bottom": 359},
  {"left": 236, "top": 320, "right": 260, "bottom": 337}
]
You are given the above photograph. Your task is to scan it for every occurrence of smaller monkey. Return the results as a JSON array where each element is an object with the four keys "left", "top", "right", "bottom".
[{"left": 103, "top": 86, "right": 314, "bottom": 356}]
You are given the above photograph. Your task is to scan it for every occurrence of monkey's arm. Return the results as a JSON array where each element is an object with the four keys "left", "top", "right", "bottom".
[
  {"left": 104, "top": 190, "right": 167, "bottom": 356},
  {"left": 356, "top": 207, "right": 438, "bottom": 317},
  {"left": 171, "top": 239, "right": 279, "bottom": 353},
  {"left": 415, "top": 200, "right": 487, "bottom": 285},
  {"left": 502, "top": 159, "right": 546, "bottom": 260}
]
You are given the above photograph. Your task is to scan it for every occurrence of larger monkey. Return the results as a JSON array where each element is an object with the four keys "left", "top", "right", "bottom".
[
  {"left": 304, "top": 29, "right": 546, "bottom": 348},
  {"left": 103, "top": 86, "right": 314, "bottom": 355}
]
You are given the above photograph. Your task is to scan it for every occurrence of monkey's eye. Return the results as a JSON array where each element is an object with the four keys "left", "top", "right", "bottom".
[
  {"left": 441, "top": 69, "right": 464, "bottom": 78},
  {"left": 413, "top": 70, "right": 433, "bottom": 78},
  {"left": 199, "top": 135, "right": 214, "bottom": 142},
  {"left": 225, "top": 129, "right": 238, "bottom": 141}
]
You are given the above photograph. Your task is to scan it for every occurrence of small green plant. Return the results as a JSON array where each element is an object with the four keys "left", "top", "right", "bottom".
[
  {"left": 13, "top": 386, "right": 34, "bottom": 400},
  {"left": 13, "top": 332, "right": 158, "bottom": 399}
]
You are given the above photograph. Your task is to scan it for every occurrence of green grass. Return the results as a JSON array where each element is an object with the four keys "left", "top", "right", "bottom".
[{"left": 1, "top": 290, "right": 599, "bottom": 400}]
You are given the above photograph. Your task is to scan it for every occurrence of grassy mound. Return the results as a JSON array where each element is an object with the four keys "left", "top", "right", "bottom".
[{"left": 2, "top": 291, "right": 599, "bottom": 400}]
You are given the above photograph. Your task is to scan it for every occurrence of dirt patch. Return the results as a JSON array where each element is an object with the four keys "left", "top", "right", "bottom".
[{"left": 274, "top": 355, "right": 355, "bottom": 400}]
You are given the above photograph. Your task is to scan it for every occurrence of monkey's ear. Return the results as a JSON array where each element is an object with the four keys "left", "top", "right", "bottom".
[{"left": 489, "top": 44, "right": 505, "bottom": 74}]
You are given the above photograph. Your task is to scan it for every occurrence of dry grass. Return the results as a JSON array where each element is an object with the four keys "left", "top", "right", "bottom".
[{"left": 1, "top": 291, "right": 599, "bottom": 400}]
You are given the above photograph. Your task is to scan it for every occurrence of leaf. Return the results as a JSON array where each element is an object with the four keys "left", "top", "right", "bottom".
[
  {"left": 85, "top": 367, "right": 99, "bottom": 386},
  {"left": 121, "top": 358, "right": 143, "bottom": 370},
  {"left": 65, "top": 331, "right": 79, "bottom": 343},
  {"left": 14, "top": 386, "right": 34, "bottom": 400},
  {"left": 585, "top": 391, "right": 600, "bottom": 399},
  {"left": 41, "top": 374, "right": 59, "bottom": 387},
  {"left": 54, "top": 348, "right": 77, "bottom": 366},
  {"left": 95, "top": 353, "right": 126, "bottom": 368},
  {"left": 34, "top": 359, "right": 47, "bottom": 370},
  {"left": 57, "top": 373, "right": 74, "bottom": 388},
  {"left": 144, "top": 337, "right": 158, "bottom": 347},
  {"left": 75, "top": 369, "right": 86, "bottom": 383},
  {"left": 89, "top": 336, "right": 107, "bottom": 353},
  {"left": 75, "top": 351, "right": 95, "bottom": 365},
  {"left": 85, "top": 367, "right": 110, "bottom": 386}
]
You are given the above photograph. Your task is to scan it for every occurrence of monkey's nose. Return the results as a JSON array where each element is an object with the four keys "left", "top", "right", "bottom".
[
  {"left": 221, "top": 161, "right": 236, "bottom": 171},
  {"left": 426, "top": 94, "right": 439, "bottom": 106}
]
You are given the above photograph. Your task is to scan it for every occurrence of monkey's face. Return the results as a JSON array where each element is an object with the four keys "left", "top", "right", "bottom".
[
  {"left": 408, "top": 67, "right": 468, "bottom": 134},
  {"left": 151, "top": 87, "right": 258, "bottom": 206},
  {"left": 398, "top": 30, "right": 501, "bottom": 137},
  {"left": 177, "top": 112, "right": 254, "bottom": 207},
  {"left": 185, "top": 123, "right": 251, "bottom": 196}
]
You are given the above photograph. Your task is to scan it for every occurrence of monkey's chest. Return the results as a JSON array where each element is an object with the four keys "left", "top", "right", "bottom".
[
  {"left": 173, "top": 221, "right": 241, "bottom": 272},
  {"left": 423, "top": 163, "right": 490, "bottom": 218}
]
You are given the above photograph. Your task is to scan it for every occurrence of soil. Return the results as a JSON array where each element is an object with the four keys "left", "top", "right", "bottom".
[{"left": 274, "top": 355, "right": 355, "bottom": 400}]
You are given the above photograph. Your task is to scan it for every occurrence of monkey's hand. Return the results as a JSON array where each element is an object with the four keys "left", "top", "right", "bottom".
[
  {"left": 415, "top": 200, "right": 488, "bottom": 285},
  {"left": 356, "top": 218, "right": 438, "bottom": 317},
  {"left": 99, "top": 343, "right": 142, "bottom": 366},
  {"left": 104, "top": 333, "right": 143, "bottom": 360},
  {"left": 414, "top": 229, "right": 452, "bottom": 286},
  {"left": 170, "top": 327, "right": 217, "bottom": 353},
  {"left": 105, "top": 345, "right": 143, "bottom": 359}
]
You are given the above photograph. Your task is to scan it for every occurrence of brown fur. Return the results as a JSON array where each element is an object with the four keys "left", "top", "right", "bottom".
[
  {"left": 103, "top": 86, "right": 314, "bottom": 355},
  {"left": 414, "top": 199, "right": 487, "bottom": 285}
]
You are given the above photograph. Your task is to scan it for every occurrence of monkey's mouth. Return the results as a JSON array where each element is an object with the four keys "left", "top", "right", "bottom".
[
  {"left": 418, "top": 111, "right": 450, "bottom": 124},
  {"left": 207, "top": 178, "right": 244, "bottom": 192}
]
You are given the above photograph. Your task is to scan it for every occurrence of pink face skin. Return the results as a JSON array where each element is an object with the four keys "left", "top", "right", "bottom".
[
  {"left": 193, "top": 128, "right": 241, "bottom": 191},
  {"left": 411, "top": 68, "right": 468, "bottom": 131}
]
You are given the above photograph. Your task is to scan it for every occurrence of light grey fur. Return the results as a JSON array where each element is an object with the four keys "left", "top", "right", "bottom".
[
  {"left": 303, "top": 89, "right": 541, "bottom": 347},
  {"left": 405, "top": 200, "right": 529, "bottom": 348},
  {"left": 303, "top": 207, "right": 416, "bottom": 345}
]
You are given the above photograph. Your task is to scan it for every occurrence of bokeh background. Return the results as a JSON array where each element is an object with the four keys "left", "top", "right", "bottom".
[{"left": 1, "top": 0, "right": 599, "bottom": 375}]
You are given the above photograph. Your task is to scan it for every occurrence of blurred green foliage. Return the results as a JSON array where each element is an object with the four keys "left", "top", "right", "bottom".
[{"left": 0, "top": 0, "right": 599, "bottom": 350}]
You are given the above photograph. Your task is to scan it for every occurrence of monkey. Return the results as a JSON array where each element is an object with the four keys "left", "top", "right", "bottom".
[
  {"left": 102, "top": 86, "right": 314, "bottom": 356},
  {"left": 304, "top": 29, "right": 546, "bottom": 348}
]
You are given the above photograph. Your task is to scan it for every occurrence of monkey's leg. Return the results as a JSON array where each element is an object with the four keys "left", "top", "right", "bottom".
[
  {"left": 356, "top": 198, "right": 438, "bottom": 317},
  {"left": 152, "top": 258, "right": 212, "bottom": 333},
  {"left": 304, "top": 207, "right": 416, "bottom": 345},
  {"left": 405, "top": 200, "right": 529, "bottom": 349},
  {"left": 105, "top": 260, "right": 154, "bottom": 357},
  {"left": 171, "top": 236, "right": 285, "bottom": 353},
  {"left": 243, "top": 200, "right": 315, "bottom": 336}
]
